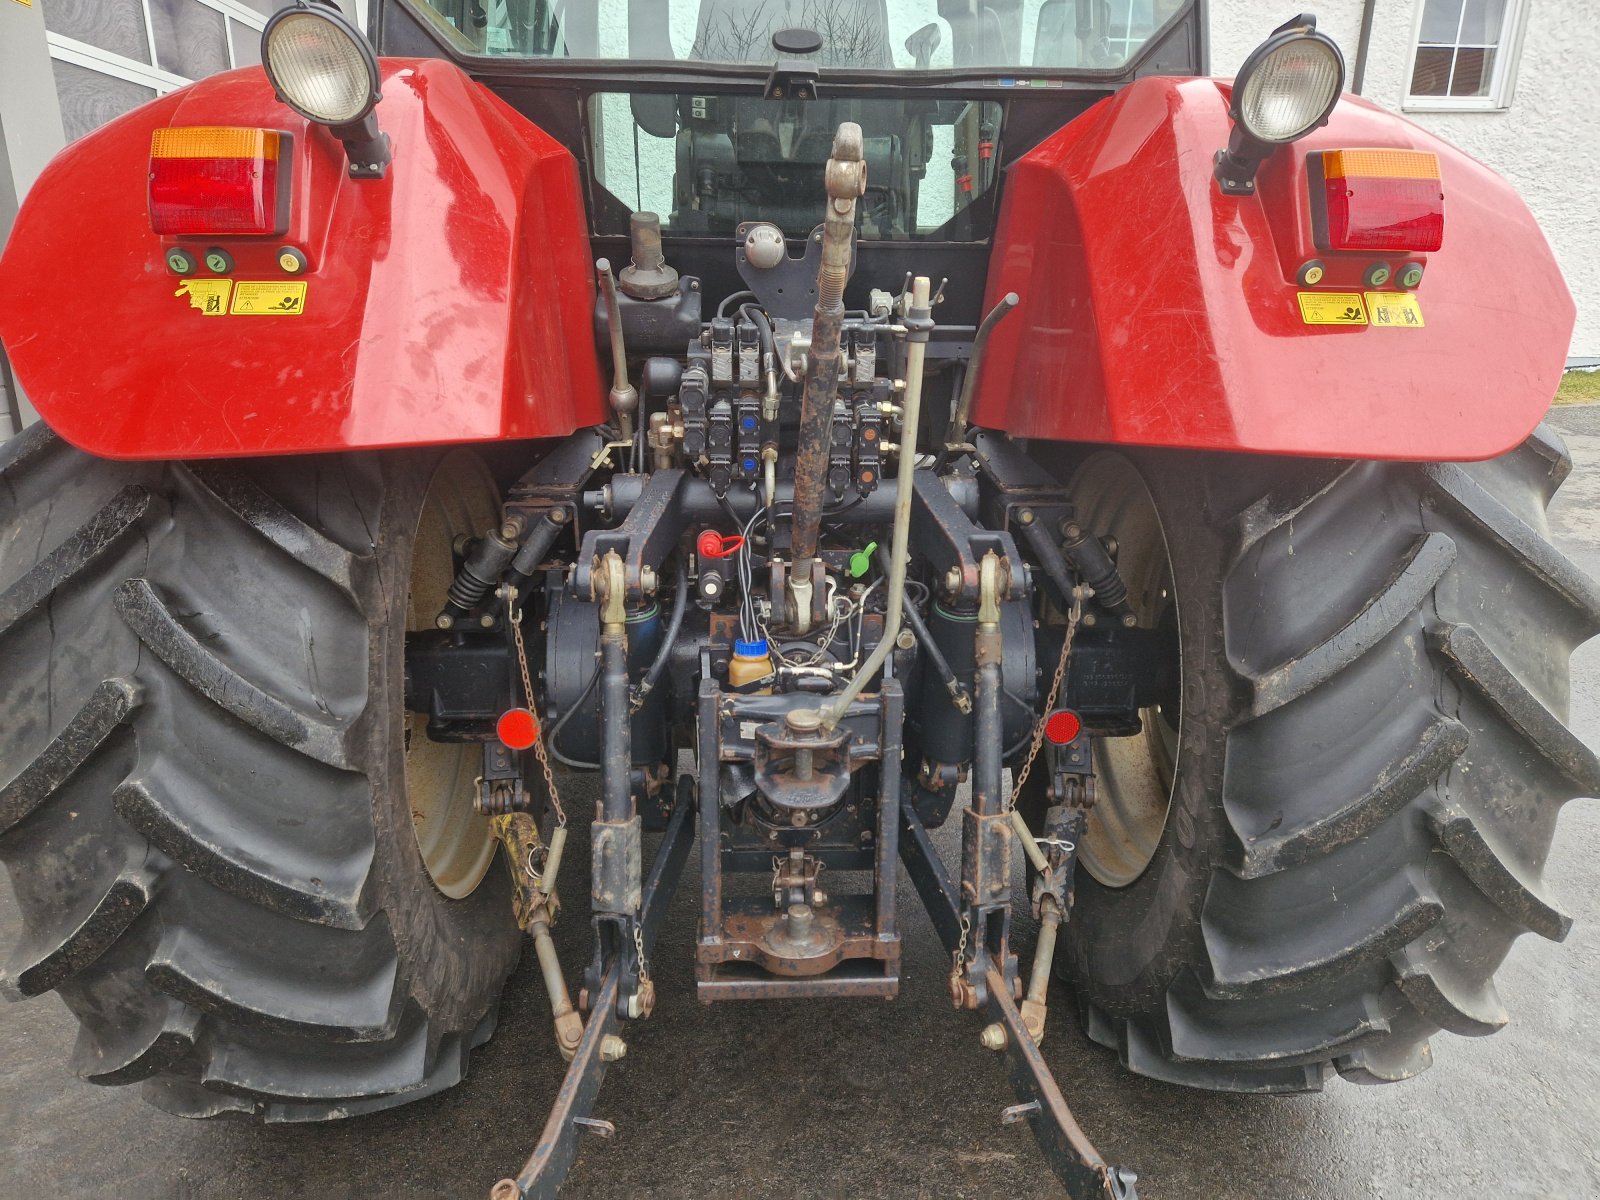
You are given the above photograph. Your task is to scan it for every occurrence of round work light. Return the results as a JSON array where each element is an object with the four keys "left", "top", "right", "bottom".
[
  {"left": 1234, "top": 30, "right": 1344, "bottom": 144},
  {"left": 263, "top": 5, "right": 380, "bottom": 125},
  {"left": 1214, "top": 15, "right": 1346, "bottom": 196},
  {"left": 261, "top": 3, "right": 390, "bottom": 176}
]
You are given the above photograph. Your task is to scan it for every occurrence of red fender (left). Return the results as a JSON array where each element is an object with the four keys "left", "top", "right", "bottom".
[{"left": 0, "top": 59, "right": 605, "bottom": 460}]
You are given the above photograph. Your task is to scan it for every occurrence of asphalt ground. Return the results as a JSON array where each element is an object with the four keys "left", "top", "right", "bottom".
[{"left": 4, "top": 410, "right": 1600, "bottom": 1199}]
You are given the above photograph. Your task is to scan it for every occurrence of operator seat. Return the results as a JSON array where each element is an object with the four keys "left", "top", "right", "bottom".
[{"left": 676, "top": 0, "right": 911, "bottom": 236}]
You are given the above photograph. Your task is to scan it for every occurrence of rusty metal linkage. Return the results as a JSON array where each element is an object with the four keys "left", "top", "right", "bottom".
[
  {"left": 900, "top": 798, "right": 1139, "bottom": 1200},
  {"left": 790, "top": 121, "right": 866, "bottom": 630},
  {"left": 492, "top": 813, "right": 583, "bottom": 1061},
  {"left": 495, "top": 782, "right": 696, "bottom": 1200}
]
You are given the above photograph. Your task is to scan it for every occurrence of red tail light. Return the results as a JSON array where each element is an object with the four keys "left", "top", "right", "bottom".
[
  {"left": 149, "top": 127, "right": 290, "bottom": 237},
  {"left": 1310, "top": 149, "right": 1444, "bottom": 253}
]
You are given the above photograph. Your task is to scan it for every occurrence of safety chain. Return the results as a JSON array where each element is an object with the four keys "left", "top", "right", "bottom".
[
  {"left": 633, "top": 920, "right": 652, "bottom": 993},
  {"left": 952, "top": 911, "right": 971, "bottom": 976},
  {"left": 507, "top": 586, "right": 568, "bottom": 829},
  {"left": 1009, "top": 588, "right": 1085, "bottom": 801}
]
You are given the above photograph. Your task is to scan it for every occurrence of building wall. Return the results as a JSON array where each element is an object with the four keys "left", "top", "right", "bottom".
[{"left": 1212, "top": 2, "right": 1599, "bottom": 360}]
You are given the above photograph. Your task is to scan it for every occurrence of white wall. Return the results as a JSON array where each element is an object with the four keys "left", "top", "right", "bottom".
[{"left": 1211, "top": 2, "right": 1599, "bottom": 359}]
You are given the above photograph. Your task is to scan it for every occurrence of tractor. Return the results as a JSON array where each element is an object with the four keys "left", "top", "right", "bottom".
[{"left": 0, "top": 2, "right": 1593, "bottom": 1196}]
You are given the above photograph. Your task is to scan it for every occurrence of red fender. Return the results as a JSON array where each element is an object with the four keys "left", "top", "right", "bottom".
[
  {"left": 973, "top": 77, "right": 1573, "bottom": 461},
  {"left": 0, "top": 59, "right": 605, "bottom": 460}
]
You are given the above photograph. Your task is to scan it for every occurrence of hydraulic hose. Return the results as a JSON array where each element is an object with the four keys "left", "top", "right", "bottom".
[
  {"left": 633, "top": 567, "right": 688, "bottom": 710},
  {"left": 879, "top": 545, "right": 969, "bottom": 713},
  {"left": 792, "top": 123, "right": 866, "bottom": 592},
  {"left": 822, "top": 275, "right": 933, "bottom": 729}
]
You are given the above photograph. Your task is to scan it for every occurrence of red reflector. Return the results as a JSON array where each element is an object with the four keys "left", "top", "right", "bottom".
[
  {"left": 497, "top": 707, "right": 539, "bottom": 751},
  {"left": 149, "top": 127, "right": 287, "bottom": 238},
  {"left": 1044, "top": 710, "right": 1083, "bottom": 745},
  {"left": 1313, "top": 149, "right": 1444, "bottom": 254}
]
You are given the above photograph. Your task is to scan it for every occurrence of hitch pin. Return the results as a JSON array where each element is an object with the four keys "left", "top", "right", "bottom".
[
  {"left": 572, "top": 1116, "right": 616, "bottom": 1140},
  {"left": 1001, "top": 1101, "right": 1042, "bottom": 1126}
]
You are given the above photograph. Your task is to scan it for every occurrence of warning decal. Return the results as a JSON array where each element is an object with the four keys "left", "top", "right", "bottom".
[
  {"left": 1297, "top": 292, "right": 1367, "bottom": 326},
  {"left": 231, "top": 281, "right": 307, "bottom": 315},
  {"left": 1363, "top": 292, "right": 1425, "bottom": 328},
  {"left": 175, "top": 279, "right": 233, "bottom": 317}
]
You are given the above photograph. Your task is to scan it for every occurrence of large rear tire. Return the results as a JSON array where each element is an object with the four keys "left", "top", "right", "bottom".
[
  {"left": 1052, "top": 425, "right": 1600, "bottom": 1091},
  {"left": 0, "top": 425, "right": 520, "bottom": 1119}
]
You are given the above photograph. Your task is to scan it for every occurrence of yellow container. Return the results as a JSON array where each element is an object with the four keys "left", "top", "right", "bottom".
[{"left": 729, "top": 639, "right": 772, "bottom": 690}]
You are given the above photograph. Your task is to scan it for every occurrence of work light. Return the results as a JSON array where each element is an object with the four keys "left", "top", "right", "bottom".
[
  {"left": 261, "top": 2, "right": 390, "bottom": 177},
  {"left": 1214, "top": 14, "right": 1345, "bottom": 195}
]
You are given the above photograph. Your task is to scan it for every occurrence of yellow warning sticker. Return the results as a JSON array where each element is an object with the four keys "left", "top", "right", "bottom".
[
  {"left": 1297, "top": 292, "right": 1367, "bottom": 326},
  {"left": 1364, "top": 291, "right": 1425, "bottom": 329},
  {"left": 175, "top": 278, "right": 233, "bottom": 317},
  {"left": 231, "top": 281, "right": 307, "bottom": 316}
]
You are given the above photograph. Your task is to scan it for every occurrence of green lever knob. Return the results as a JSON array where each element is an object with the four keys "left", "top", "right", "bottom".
[{"left": 848, "top": 541, "right": 878, "bottom": 578}]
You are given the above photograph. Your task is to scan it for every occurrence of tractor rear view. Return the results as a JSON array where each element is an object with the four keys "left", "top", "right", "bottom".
[{"left": 0, "top": 3, "right": 1593, "bottom": 1196}]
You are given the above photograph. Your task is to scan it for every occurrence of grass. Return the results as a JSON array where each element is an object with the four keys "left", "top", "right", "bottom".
[{"left": 1554, "top": 369, "right": 1600, "bottom": 405}]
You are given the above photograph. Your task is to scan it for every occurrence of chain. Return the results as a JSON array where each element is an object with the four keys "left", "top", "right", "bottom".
[
  {"left": 1010, "top": 589, "right": 1085, "bottom": 801},
  {"left": 951, "top": 911, "right": 971, "bottom": 976},
  {"left": 633, "top": 919, "right": 652, "bottom": 991},
  {"left": 507, "top": 587, "right": 568, "bottom": 829}
]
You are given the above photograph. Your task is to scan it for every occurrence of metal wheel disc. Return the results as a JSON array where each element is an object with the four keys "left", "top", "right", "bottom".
[
  {"left": 404, "top": 451, "right": 501, "bottom": 899},
  {"left": 1069, "top": 453, "right": 1182, "bottom": 888}
]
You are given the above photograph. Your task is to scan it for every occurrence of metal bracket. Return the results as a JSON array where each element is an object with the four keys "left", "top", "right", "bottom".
[
  {"left": 477, "top": 741, "right": 527, "bottom": 815},
  {"left": 574, "top": 469, "right": 694, "bottom": 603},
  {"left": 734, "top": 222, "right": 845, "bottom": 322},
  {"left": 910, "top": 471, "right": 1025, "bottom": 607}
]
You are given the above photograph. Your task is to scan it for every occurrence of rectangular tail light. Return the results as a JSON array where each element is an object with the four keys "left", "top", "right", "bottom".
[
  {"left": 1310, "top": 149, "right": 1444, "bottom": 254},
  {"left": 149, "top": 127, "right": 290, "bottom": 237}
]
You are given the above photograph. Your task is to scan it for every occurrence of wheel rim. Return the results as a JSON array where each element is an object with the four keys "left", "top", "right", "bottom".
[
  {"left": 404, "top": 452, "right": 500, "bottom": 899},
  {"left": 1069, "top": 453, "right": 1182, "bottom": 888}
]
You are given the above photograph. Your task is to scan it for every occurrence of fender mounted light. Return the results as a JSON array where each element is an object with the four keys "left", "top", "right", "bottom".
[
  {"left": 1214, "top": 13, "right": 1345, "bottom": 196},
  {"left": 149, "top": 126, "right": 290, "bottom": 237},
  {"left": 1309, "top": 149, "right": 1445, "bottom": 253},
  {"left": 261, "top": 1, "right": 389, "bottom": 178}
]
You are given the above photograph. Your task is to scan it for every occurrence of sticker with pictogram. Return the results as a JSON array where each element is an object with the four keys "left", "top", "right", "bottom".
[
  {"left": 1297, "top": 292, "right": 1367, "bottom": 325},
  {"left": 1363, "top": 292, "right": 1425, "bottom": 328},
  {"left": 231, "top": 281, "right": 307, "bottom": 315},
  {"left": 175, "top": 279, "right": 233, "bottom": 317}
]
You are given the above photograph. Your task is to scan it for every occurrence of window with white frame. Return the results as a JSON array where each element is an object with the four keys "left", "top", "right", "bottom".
[
  {"left": 38, "top": 0, "right": 364, "bottom": 142},
  {"left": 1406, "top": 0, "right": 1528, "bottom": 111},
  {"left": 42, "top": 0, "right": 275, "bottom": 140}
]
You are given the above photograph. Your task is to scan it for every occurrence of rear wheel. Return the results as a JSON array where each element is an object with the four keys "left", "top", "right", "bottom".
[
  {"left": 0, "top": 426, "right": 520, "bottom": 1119},
  {"left": 1051, "top": 426, "right": 1600, "bottom": 1091}
]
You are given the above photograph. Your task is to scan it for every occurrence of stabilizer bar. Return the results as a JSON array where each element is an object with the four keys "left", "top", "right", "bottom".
[
  {"left": 899, "top": 797, "right": 1140, "bottom": 1200},
  {"left": 495, "top": 782, "right": 696, "bottom": 1200}
]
